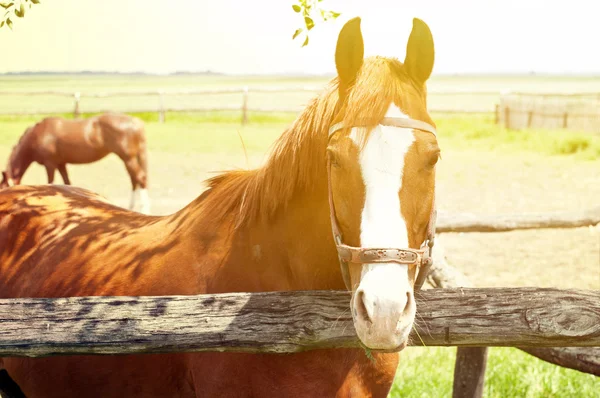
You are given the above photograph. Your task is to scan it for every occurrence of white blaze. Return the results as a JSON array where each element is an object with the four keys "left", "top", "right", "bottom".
[{"left": 350, "top": 104, "right": 417, "bottom": 348}]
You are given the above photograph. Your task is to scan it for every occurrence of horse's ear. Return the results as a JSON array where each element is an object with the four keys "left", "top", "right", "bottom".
[
  {"left": 404, "top": 18, "right": 435, "bottom": 84},
  {"left": 335, "top": 17, "right": 364, "bottom": 86},
  {"left": 1, "top": 172, "right": 8, "bottom": 188}
]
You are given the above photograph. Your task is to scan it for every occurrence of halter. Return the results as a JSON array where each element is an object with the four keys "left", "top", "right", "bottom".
[{"left": 327, "top": 117, "right": 438, "bottom": 292}]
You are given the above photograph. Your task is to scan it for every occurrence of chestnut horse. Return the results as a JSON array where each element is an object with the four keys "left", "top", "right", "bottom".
[
  {"left": 0, "top": 113, "right": 151, "bottom": 214},
  {"left": 0, "top": 18, "right": 440, "bottom": 397}
]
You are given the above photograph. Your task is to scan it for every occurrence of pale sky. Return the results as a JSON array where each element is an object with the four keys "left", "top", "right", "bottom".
[{"left": 1, "top": 0, "right": 599, "bottom": 75}]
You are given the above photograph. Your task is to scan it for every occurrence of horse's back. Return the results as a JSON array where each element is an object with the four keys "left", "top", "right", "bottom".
[
  {"left": 97, "top": 113, "right": 145, "bottom": 138},
  {"left": 0, "top": 184, "right": 162, "bottom": 298}
]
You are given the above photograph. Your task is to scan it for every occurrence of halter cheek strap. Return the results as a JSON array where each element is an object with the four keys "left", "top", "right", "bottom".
[{"left": 327, "top": 117, "right": 438, "bottom": 291}]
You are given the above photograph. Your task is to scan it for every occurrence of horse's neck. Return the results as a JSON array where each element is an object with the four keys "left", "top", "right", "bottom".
[
  {"left": 239, "top": 183, "right": 344, "bottom": 291},
  {"left": 180, "top": 175, "right": 345, "bottom": 293}
]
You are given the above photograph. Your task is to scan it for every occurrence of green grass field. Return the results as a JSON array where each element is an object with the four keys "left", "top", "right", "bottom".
[{"left": 1, "top": 74, "right": 599, "bottom": 397}]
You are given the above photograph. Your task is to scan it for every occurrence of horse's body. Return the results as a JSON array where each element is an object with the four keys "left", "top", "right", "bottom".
[
  {"left": 1, "top": 113, "right": 150, "bottom": 214},
  {"left": 0, "top": 184, "right": 397, "bottom": 397},
  {"left": 0, "top": 18, "right": 439, "bottom": 397}
]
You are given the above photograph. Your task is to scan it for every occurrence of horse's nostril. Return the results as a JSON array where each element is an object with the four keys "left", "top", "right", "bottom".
[
  {"left": 403, "top": 291, "right": 414, "bottom": 316},
  {"left": 355, "top": 290, "right": 373, "bottom": 324}
]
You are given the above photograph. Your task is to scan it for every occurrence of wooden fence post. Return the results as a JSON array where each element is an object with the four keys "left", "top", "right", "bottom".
[
  {"left": 504, "top": 106, "right": 510, "bottom": 129},
  {"left": 527, "top": 110, "right": 534, "bottom": 128},
  {"left": 157, "top": 90, "right": 165, "bottom": 123},
  {"left": 562, "top": 112, "right": 569, "bottom": 129},
  {"left": 494, "top": 104, "right": 500, "bottom": 124},
  {"left": 453, "top": 347, "right": 488, "bottom": 398},
  {"left": 73, "top": 92, "right": 81, "bottom": 119},
  {"left": 241, "top": 86, "right": 249, "bottom": 126},
  {"left": 429, "top": 240, "right": 488, "bottom": 398}
]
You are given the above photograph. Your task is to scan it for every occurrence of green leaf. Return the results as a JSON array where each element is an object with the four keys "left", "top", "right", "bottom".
[
  {"left": 0, "top": 21, "right": 4, "bottom": 28},
  {"left": 292, "top": 4, "right": 301, "bottom": 13},
  {"left": 6, "top": 17, "right": 12, "bottom": 29},
  {"left": 302, "top": 36, "right": 309, "bottom": 47},
  {"left": 304, "top": 16, "right": 314, "bottom": 30},
  {"left": 330, "top": 11, "right": 341, "bottom": 18},
  {"left": 31, "top": 0, "right": 40, "bottom": 3},
  {"left": 0, "top": 2, "right": 14, "bottom": 9},
  {"left": 14, "top": 3, "right": 23, "bottom": 17},
  {"left": 292, "top": 28, "right": 302, "bottom": 40}
]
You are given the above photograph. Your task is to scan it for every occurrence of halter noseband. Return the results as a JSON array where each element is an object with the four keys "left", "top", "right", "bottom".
[{"left": 327, "top": 117, "right": 438, "bottom": 292}]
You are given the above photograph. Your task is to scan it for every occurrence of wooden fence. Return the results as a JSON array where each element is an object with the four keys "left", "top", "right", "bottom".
[
  {"left": 0, "top": 288, "right": 598, "bottom": 357},
  {"left": 498, "top": 91, "right": 600, "bottom": 133},
  {"left": 0, "top": 207, "right": 598, "bottom": 398},
  {"left": 431, "top": 206, "right": 600, "bottom": 397},
  {"left": 0, "top": 87, "right": 498, "bottom": 124}
]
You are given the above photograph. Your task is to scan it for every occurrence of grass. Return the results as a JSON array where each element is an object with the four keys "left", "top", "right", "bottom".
[
  {"left": 435, "top": 114, "right": 600, "bottom": 160},
  {"left": 3, "top": 111, "right": 598, "bottom": 160},
  {"left": 391, "top": 347, "right": 599, "bottom": 397}
]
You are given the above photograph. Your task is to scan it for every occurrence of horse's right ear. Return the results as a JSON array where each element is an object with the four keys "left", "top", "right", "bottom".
[{"left": 335, "top": 17, "right": 364, "bottom": 87}]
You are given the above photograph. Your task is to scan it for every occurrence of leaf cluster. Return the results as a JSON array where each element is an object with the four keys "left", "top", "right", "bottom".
[{"left": 291, "top": 0, "right": 340, "bottom": 47}]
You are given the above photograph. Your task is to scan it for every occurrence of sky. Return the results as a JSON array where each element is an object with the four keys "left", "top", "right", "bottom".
[{"left": 1, "top": 0, "right": 599, "bottom": 75}]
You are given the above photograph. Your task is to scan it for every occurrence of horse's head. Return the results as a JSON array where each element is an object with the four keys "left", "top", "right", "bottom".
[
  {"left": 327, "top": 18, "right": 439, "bottom": 350},
  {"left": 3, "top": 138, "right": 29, "bottom": 188}
]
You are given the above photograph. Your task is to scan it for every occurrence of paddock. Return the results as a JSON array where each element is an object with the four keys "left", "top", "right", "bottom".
[{"left": 0, "top": 76, "right": 599, "bottom": 396}]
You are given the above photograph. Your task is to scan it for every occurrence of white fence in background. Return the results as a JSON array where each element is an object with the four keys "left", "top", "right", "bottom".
[{"left": 0, "top": 87, "right": 499, "bottom": 124}]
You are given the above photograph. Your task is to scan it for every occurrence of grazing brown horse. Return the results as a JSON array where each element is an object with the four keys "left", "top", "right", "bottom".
[
  {"left": 0, "top": 113, "right": 151, "bottom": 214},
  {"left": 0, "top": 17, "right": 440, "bottom": 397}
]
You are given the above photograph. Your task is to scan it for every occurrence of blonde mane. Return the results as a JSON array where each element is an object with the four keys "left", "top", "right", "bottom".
[{"left": 201, "top": 57, "right": 406, "bottom": 227}]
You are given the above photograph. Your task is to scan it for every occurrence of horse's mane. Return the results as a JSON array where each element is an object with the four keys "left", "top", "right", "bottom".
[{"left": 200, "top": 57, "right": 402, "bottom": 228}]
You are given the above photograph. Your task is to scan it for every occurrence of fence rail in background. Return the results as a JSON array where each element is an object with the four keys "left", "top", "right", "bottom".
[
  {"left": 437, "top": 206, "right": 600, "bottom": 233},
  {"left": 0, "top": 88, "right": 502, "bottom": 122},
  {"left": 498, "top": 91, "right": 600, "bottom": 133},
  {"left": 0, "top": 287, "right": 598, "bottom": 358}
]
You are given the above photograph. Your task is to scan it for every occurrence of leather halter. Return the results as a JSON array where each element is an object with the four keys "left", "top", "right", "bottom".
[{"left": 327, "top": 117, "right": 438, "bottom": 292}]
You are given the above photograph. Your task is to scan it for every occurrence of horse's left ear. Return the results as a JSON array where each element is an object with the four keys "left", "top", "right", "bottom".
[
  {"left": 404, "top": 18, "right": 435, "bottom": 84},
  {"left": 335, "top": 17, "right": 364, "bottom": 87}
]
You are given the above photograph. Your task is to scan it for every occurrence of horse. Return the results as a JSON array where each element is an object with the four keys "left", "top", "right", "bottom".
[
  {"left": 0, "top": 112, "right": 151, "bottom": 214},
  {"left": 0, "top": 17, "right": 440, "bottom": 397}
]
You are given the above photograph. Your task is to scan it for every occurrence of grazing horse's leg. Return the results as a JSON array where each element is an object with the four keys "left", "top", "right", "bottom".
[
  {"left": 57, "top": 164, "right": 71, "bottom": 185},
  {"left": 123, "top": 157, "right": 149, "bottom": 214},
  {"left": 45, "top": 165, "right": 56, "bottom": 184}
]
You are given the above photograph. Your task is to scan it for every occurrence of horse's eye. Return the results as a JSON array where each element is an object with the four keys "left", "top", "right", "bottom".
[
  {"left": 327, "top": 150, "right": 341, "bottom": 168},
  {"left": 427, "top": 150, "right": 441, "bottom": 167}
]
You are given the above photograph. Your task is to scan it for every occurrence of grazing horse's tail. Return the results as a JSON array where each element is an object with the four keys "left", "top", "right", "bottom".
[{"left": 133, "top": 118, "right": 151, "bottom": 214}]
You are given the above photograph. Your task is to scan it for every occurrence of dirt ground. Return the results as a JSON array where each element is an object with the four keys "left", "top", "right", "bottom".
[
  {"left": 5, "top": 146, "right": 599, "bottom": 291},
  {"left": 435, "top": 150, "right": 600, "bottom": 290}
]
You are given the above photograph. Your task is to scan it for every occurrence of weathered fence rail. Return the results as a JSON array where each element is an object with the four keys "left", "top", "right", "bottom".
[
  {"left": 0, "top": 288, "right": 598, "bottom": 358},
  {"left": 0, "top": 88, "right": 498, "bottom": 122},
  {"left": 437, "top": 206, "right": 600, "bottom": 233}
]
